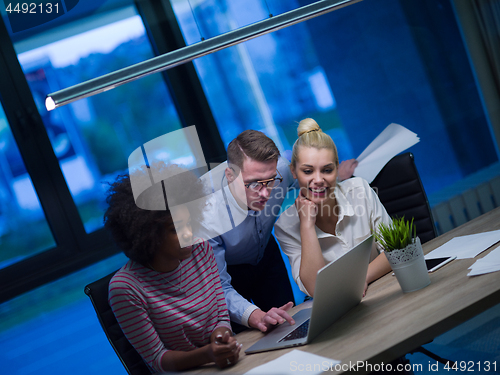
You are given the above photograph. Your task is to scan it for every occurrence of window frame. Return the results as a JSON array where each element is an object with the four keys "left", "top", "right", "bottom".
[{"left": 0, "top": 0, "right": 225, "bottom": 303}]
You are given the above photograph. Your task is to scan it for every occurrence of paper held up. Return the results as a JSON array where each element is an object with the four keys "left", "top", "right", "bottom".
[{"left": 353, "top": 123, "right": 420, "bottom": 183}]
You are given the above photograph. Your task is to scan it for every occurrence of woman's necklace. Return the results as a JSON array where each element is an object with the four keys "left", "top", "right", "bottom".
[{"left": 148, "top": 260, "right": 183, "bottom": 291}]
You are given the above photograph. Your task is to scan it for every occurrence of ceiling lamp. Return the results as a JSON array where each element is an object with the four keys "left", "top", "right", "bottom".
[{"left": 46, "top": 0, "right": 360, "bottom": 111}]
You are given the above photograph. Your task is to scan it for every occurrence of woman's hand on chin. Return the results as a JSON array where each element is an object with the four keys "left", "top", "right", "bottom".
[{"left": 295, "top": 193, "right": 317, "bottom": 228}]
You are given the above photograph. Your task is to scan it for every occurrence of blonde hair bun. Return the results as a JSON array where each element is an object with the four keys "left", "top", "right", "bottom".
[
  {"left": 291, "top": 118, "right": 338, "bottom": 168},
  {"left": 297, "top": 118, "right": 322, "bottom": 137}
]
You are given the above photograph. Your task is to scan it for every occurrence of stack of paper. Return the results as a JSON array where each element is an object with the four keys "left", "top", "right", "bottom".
[
  {"left": 244, "top": 349, "right": 340, "bottom": 375},
  {"left": 354, "top": 123, "right": 420, "bottom": 183},
  {"left": 425, "top": 230, "right": 500, "bottom": 260},
  {"left": 468, "top": 247, "right": 500, "bottom": 276}
]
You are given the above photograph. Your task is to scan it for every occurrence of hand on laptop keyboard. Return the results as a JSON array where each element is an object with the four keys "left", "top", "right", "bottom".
[{"left": 249, "top": 301, "right": 296, "bottom": 332}]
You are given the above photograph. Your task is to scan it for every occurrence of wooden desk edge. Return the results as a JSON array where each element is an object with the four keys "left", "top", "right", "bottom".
[{"left": 185, "top": 208, "right": 500, "bottom": 375}]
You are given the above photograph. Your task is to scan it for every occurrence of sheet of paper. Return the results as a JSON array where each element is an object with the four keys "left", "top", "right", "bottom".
[
  {"left": 243, "top": 349, "right": 340, "bottom": 375},
  {"left": 468, "top": 246, "right": 500, "bottom": 276},
  {"left": 354, "top": 123, "right": 420, "bottom": 183},
  {"left": 425, "top": 230, "right": 500, "bottom": 259}
]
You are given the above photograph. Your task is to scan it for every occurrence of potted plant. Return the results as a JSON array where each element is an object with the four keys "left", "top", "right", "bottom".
[{"left": 375, "top": 217, "right": 430, "bottom": 293}]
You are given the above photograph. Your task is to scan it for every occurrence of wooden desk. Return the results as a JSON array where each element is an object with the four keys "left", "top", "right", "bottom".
[{"left": 188, "top": 207, "right": 500, "bottom": 374}]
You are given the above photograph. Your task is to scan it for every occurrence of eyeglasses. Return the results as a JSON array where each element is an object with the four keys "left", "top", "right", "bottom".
[{"left": 244, "top": 170, "right": 283, "bottom": 191}]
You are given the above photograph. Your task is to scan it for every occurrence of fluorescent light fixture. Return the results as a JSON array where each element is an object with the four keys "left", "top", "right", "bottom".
[
  {"left": 45, "top": 96, "right": 56, "bottom": 111},
  {"left": 45, "top": 0, "right": 360, "bottom": 111}
]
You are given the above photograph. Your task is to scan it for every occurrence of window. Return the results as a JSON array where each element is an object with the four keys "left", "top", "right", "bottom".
[
  {"left": 0, "top": 1, "right": 195, "bottom": 301},
  {"left": 172, "top": 0, "right": 498, "bottom": 200},
  {"left": 0, "top": 103, "right": 55, "bottom": 270},
  {"left": 15, "top": 8, "right": 183, "bottom": 233}
]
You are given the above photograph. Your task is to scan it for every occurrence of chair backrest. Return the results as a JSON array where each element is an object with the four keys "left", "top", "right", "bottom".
[
  {"left": 370, "top": 152, "right": 437, "bottom": 244},
  {"left": 84, "top": 271, "right": 153, "bottom": 375}
]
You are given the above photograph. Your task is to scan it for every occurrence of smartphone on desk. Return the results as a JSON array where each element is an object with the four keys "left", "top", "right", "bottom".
[
  {"left": 392, "top": 256, "right": 456, "bottom": 276},
  {"left": 425, "top": 256, "right": 456, "bottom": 272}
]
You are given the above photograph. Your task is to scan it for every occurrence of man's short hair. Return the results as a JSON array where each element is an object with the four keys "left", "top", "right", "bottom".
[{"left": 227, "top": 130, "right": 280, "bottom": 171}]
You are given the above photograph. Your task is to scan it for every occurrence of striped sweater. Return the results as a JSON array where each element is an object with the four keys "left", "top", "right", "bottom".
[{"left": 108, "top": 240, "right": 231, "bottom": 372}]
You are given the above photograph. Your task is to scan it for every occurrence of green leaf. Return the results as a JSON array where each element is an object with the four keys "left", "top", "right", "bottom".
[{"left": 374, "top": 216, "right": 417, "bottom": 252}]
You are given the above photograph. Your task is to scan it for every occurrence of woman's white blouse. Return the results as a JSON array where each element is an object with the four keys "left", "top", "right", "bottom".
[{"left": 274, "top": 177, "right": 391, "bottom": 295}]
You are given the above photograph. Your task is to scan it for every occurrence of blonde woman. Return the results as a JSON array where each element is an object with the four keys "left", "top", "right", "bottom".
[{"left": 274, "top": 118, "right": 392, "bottom": 297}]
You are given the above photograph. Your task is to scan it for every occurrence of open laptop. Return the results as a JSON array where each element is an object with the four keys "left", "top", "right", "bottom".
[{"left": 245, "top": 235, "right": 374, "bottom": 354}]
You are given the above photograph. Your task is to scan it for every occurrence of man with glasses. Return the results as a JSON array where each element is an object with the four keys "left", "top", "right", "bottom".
[
  {"left": 198, "top": 130, "right": 356, "bottom": 334},
  {"left": 197, "top": 130, "right": 296, "bottom": 334}
]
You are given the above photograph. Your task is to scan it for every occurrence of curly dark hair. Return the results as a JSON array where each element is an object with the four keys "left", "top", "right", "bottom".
[{"left": 103, "top": 162, "right": 207, "bottom": 265}]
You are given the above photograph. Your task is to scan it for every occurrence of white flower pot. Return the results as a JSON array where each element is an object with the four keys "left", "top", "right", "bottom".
[{"left": 384, "top": 237, "right": 431, "bottom": 293}]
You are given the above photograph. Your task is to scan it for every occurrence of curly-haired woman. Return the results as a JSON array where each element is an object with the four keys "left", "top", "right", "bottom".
[{"left": 105, "top": 163, "right": 240, "bottom": 372}]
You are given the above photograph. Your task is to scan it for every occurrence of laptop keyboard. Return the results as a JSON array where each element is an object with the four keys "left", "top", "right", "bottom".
[{"left": 278, "top": 319, "right": 310, "bottom": 342}]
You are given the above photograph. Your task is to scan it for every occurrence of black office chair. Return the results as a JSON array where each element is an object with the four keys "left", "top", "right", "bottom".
[
  {"left": 370, "top": 152, "right": 454, "bottom": 366},
  {"left": 370, "top": 152, "right": 437, "bottom": 244},
  {"left": 84, "top": 271, "right": 153, "bottom": 375}
]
